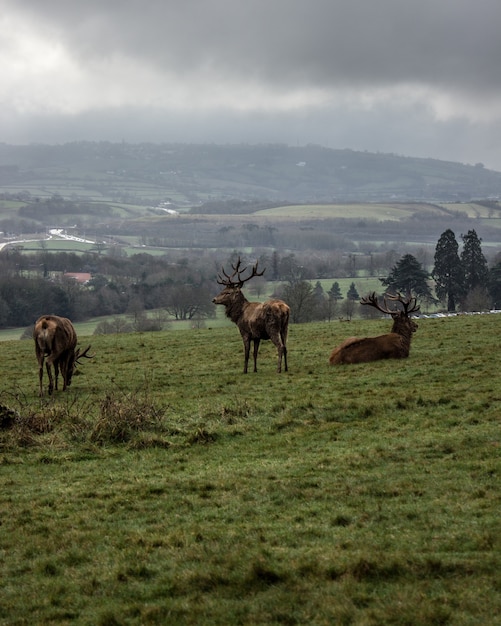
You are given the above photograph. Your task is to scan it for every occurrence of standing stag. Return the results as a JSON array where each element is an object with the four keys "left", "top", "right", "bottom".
[
  {"left": 213, "top": 258, "right": 290, "bottom": 373},
  {"left": 329, "top": 292, "right": 419, "bottom": 365},
  {"left": 34, "top": 315, "right": 93, "bottom": 396}
]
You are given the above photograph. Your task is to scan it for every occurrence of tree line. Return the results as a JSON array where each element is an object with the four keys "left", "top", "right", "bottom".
[
  {"left": 0, "top": 228, "right": 500, "bottom": 332},
  {"left": 282, "top": 228, "right": 501, "bottom": 322}
]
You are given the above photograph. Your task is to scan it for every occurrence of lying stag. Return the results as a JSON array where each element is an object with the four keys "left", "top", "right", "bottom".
[
  {"left": 329, "top": 292, "right": 419, "bottom": 365},
  {"left": 34, "top": 315, "right": 93, "bottom": 396},
  {"left": 212, "top": 257, "right": 290, "bottom": 373}
]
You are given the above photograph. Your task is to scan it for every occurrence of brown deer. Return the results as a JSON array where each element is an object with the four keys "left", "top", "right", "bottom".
[
  {"left": 212, "top": 257, "right": 290, "bottom": 373},
  {"left": 329, "top": 292, "right": 419, "bottom": 365},
  {"left": 34, "top": 315, "right": 93, "bottom": 396}
]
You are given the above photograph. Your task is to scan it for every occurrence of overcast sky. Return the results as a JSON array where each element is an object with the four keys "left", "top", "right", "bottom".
[{"left": 2, "top": 0, "right": 501, "bottom": 169}]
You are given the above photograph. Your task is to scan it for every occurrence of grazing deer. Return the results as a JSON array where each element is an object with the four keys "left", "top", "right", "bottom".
[
  {"left": 329, "top": 292, "right": 419, "bottom": 365},
  {"left": 213, "top": 258, "right": 290, "bottom": 373},
  {"left": 34, "top": 315, "right": 93, "bottom": 396}
]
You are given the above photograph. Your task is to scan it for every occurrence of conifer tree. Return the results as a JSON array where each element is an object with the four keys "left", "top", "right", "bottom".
[
  {"left": 328, "top": 281, "right": 343, "bottom": 302},
  {"left": 341, "top": 282, "right": 360, "bottom": 320},
  {"left": 326, "top": 281, "right": 343, "bottom": 321},
  {"left": 432, "top": 229, "right": 464, "bottom": 311},
  {"left": 460, "top": 230, "right": 489, "bottom": 294},
  {"left": 381, "top": 254, "right": 432, "bottom": 299},
  {"left": 346, "top": 282, "right": 359, "bottom": 300},
  {"left": 488, "top": 261, "right": 501, "bottom": 309}
]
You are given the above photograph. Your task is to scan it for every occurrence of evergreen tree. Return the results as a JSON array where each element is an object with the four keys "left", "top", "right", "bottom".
[
  {"left": 325, "top": 281, "right": 343, "bottom": 321},
  {"left": 488, "top": 261, "right": 501, "bottom": 309},
  {"left": 461, "top": 230, "right": 489, "bottom": 294},
  {"left": 328, "top": 281, "right": 343, "bottom": 301},
  {"left": 432, "top": 229, "right": 464, "bottom": 311},
  {"left": 341, "top": 282, "right": 360, "bottom": 320},
  {"left": 346, "top": 282, "right": 359, "bottom": 300},
  {"left": 381, "top": 254, "right": 433, "bottom": 299},
  {"left": 313, "top": 281, "right": 325, "bottom": 301}
]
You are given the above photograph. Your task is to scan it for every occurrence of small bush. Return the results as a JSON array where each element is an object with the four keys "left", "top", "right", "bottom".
[{"left": 90, "top": 390, "right": 167, "bottom": 444}]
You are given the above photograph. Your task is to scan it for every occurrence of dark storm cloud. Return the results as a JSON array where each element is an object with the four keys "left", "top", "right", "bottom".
[
  {"left": 7, "top": 0, "right": 501, "bottom": 92},
  {"left": 2, "top": 1, "right": 501, "bottom": 170}
]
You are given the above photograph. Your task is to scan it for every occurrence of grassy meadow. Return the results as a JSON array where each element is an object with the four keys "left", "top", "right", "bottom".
[{"left": 0, "top": 315, "right": 500, "bottom": 625}]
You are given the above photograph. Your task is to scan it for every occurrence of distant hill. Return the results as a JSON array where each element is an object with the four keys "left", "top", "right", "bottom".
[{"left": 0, "top": 141, "right": 501, "bottom": 204}]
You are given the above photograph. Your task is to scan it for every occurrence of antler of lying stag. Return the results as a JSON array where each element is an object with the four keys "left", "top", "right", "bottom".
[
  {"left": 217, "top": 256, "right": 265, "bottom": 288},
  {"left": 360, "top": 292, "right": 420, "bottom": 316}
]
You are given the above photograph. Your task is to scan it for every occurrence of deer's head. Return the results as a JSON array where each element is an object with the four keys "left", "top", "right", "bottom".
[
  {"left": 68, "top": 345, "right": 94, "bottom": 384},
  {"left": 212, "top": 257, "right": 265, "bottom": 306}
]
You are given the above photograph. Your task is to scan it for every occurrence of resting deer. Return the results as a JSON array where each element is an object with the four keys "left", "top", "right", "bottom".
[
  {"left": 329, "top": 292, "right": 419, "bottom": 365},
  {"left": 34, "top": 315, "right": 93, "bottom": 396},
  {"left": 213, "top": 257, "right": 290, "bottom": 373}
]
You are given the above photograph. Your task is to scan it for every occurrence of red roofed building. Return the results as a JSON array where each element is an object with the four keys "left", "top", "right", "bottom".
[{"left": 63, "top": 272, "right": 92, "bottom": 284}]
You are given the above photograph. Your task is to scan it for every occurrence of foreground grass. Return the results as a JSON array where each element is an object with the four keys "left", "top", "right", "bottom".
[{"left": 0, "top": 316, "right": 500, "bottom": 625}]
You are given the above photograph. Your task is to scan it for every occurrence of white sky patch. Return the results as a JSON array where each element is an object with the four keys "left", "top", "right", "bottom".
[
  {"left": 329, "top": 83, "right": 501, "bottom": 126},
  {"left": 424, "top": 90, "right": 501, "bottom": 125},
  {"left": 0, "top": 20, "right": 82, "bottom": 113}
]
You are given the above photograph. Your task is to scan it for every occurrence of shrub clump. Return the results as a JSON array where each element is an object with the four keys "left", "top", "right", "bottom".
[{"left": 90, "top": 390, "right": 168, "bottom": 445}]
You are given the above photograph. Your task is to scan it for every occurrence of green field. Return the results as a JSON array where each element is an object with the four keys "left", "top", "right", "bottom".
[
  {"left": 254, "top": 203, "right": 424, "bottom": 220},
  {"left": 0, "top": 315, "right": 499, "bottom": 624}
]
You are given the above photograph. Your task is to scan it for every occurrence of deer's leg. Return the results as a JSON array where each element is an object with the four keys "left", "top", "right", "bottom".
[
  {"left": 271, "top": 335, "right": 286, "bottom": 373},
  {"left": 243, "top": 337, "right": 251, "bottom": 373},
  {"left": 252, "top": 339, "right": 260, "bottom": 373},
  {"left": 61, "top": 351, "right": 76, "bottom": 390},
  {"left": 45, "top": 363, "right": 54, "bottom": 395},
  {"left": 281, "top": 344, "right": 288, "bottom": 373},
  {"left": 38, "top": 358, "right": 45, "bottom": 397},
  {"left": 59, "top": 356, "right": 69, "bottom": 390},
  {"left": 54, "top": 361, "right": 60, "bottom": 391},
  {"left": 276, "top": 345, "right": 283, "bottom": 373},
  {"left": 282, "top": 330, "right": 288, "bottom": 372}
]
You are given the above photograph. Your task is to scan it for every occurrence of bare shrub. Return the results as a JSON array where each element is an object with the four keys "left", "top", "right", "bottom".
[{"left": 90, "top": 390, "right": 167, "bottom": 444}]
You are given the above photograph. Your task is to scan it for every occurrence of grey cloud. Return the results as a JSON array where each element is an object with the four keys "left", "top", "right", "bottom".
[
  {"left": 6, "top": 0, "right": 501, "bottom": 91},
  {"left": 3, "top": 0, "right": 501, "bottom": 171}
]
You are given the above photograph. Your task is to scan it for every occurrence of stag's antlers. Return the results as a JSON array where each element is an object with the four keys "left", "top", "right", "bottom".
[
  {"left": 75, "top": 344, "right": 94, "bottom": 364},
  {"left": 217, "top": 257, "right": 265, "bottom": 287},
  {"left": 386, "top": 292, "right": 420, "bottom": 315},
  {"left": 361, "top": 292, "right": 420, "bottom": 315}
]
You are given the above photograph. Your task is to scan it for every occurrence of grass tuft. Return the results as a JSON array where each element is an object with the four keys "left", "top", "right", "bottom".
[
  {"left": 186, "top": 427, "right": 218, "bottom": 445},
  {"left": 90, "top": 389, "right": 167, "bottom": 444}
]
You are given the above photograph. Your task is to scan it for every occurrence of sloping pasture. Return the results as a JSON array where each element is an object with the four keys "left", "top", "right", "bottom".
[
  {"left": 253, "top": 202, "right": 447, "bottom": 221},
  {"left": 0, "top": 315, "right": 499, "bottom": 624}
]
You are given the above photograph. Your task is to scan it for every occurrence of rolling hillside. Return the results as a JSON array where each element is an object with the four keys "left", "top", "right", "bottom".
[{"left": 1, "top": 142, "right": 501, "bottom": 204}]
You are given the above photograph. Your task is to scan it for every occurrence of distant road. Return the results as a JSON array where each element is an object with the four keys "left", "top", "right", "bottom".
[
  {"left": 0, "top": 231, "right": 95, "bottom": 251},
  {"left": 0, "top": 238, "right": 44, "bottom": 251}
]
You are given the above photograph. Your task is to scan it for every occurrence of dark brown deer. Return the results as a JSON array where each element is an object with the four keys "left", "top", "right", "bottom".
[
  {"left": 213, "top": 257, "right": 290, "bottom": 373},
  {"left": 329, "top": 292, "right": 419, "bottom": 365},
  {"left": 34, "top": 315, "right": 93, "bottom": 396}
]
